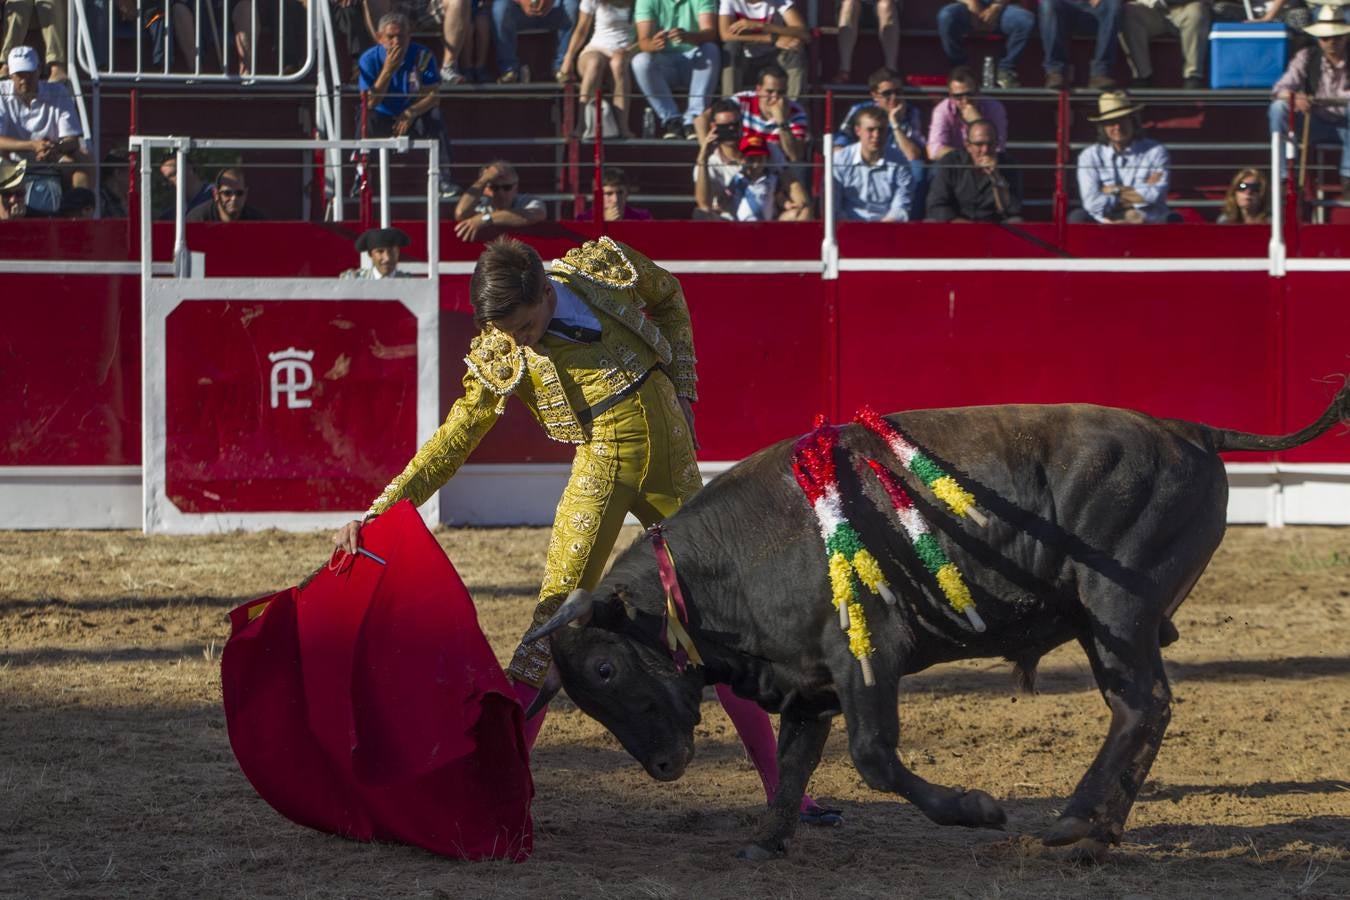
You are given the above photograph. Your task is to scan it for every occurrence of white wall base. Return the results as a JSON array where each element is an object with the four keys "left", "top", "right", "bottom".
[
  {"left": 0, "top": 467, "right": 142, "bottom": 529},
  {"left": 0, "top": 463, "right": 1345, "bottom": 530},
  {"left": 438, "top": 463, "right": 739, "bottom": 526}
]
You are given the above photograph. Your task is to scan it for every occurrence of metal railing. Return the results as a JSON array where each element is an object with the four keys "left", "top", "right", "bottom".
[
  {"left": 129, "top": 135, "right": 440, "bottom": 279},
  {"left": 70, "top": 0, "right": 316, "bottom": 83}
]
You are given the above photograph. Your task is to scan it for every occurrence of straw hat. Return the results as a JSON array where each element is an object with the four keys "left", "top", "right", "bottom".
[
  {"left": 1087, "top": 91, "right": 1145, "bottom": 123},
  {"left": 0, "top": 158, "right": 26, "bottom": 191},
  {"left": 1304, "top": 3, "right": 1350, "bottom": 37}
]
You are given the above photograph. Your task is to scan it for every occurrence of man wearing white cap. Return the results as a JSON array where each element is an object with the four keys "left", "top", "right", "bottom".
[
  {"left": 1269, "top": 3, "right": 1350, "bottom": 188},
  {"left": 1071, "top": 90, "right": 1172, "bottom": 223},
  {"left": 0, "top": 0, "right": 66, "bottom": 82},
  {"left": 0, "top": 46, "right": 88, "bottom": 189}
]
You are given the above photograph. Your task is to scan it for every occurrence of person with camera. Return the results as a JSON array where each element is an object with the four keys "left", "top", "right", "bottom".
[{"left": 694, "top": 101, "right": 810, "bottom": 220}]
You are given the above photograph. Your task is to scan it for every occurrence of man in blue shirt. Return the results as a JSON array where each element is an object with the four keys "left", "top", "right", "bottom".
[
  {"left": 1071, "top": 91, "right": 1172, "bottom": 224},
  {"left": 832, "top": 67, "right": 926, "bottom": 209},
  {"left": 357, "top": 12, "right": 456, "bottom": 196},
  {"left": 832, "top": 105, "right": 914, "bottom": 221}
]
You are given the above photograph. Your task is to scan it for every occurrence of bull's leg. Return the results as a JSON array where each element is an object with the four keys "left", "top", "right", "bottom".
[
  {"left": 737, "top": 711, "right": 830, "bottom": 861},
  {"left": 835, "top": 662, "right": 1006, "bottom": 830},
  {"left": 1043, "top": 610, "right": 1172, "bottom": 850}
]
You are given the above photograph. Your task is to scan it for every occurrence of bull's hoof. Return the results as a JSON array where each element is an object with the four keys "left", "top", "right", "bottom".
[
  {"left": 799, "top": 805, "right": 844, "bottom": 827},
  {"left": 736, "top": 839, "right": 787, "bottom": 862},
  {"left": 1041, "top": 814, "right": 1094, "bottom": 847},
  {"left": 956, "top": 789, "right": 1007, "bottom": 829}
]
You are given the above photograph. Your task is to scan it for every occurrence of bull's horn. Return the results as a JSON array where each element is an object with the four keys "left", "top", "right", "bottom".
[
  {"left": 522, "top": 589, "right": 594, "bottom": 644},
  {"left": 524, "top": 664, "right": 562, "bottom": 719}
]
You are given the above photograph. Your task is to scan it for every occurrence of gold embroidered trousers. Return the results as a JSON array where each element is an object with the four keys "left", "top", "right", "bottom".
[{"left": 506, "top": 370, "right": 702, "bottom": 686}]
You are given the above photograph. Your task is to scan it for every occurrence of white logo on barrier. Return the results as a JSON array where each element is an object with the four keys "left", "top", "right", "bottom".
[{"left": 269, "top": 348, "right": 315, "bottom": 409}]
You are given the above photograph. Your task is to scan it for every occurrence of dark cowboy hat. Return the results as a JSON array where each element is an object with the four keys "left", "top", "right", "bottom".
[{"left": 354, "top": 227, "right": 411, "bottom": 252}]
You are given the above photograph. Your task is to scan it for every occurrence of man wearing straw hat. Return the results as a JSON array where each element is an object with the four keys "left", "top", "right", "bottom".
[
  {"left": 1269, "top": 2, "right": 1350, "bottom": 189},
  {"left": 0, "top": 157, "right": 27, "bottom": 219},
  {"left": 1071, "top": 89, "right": 1173, "bottom": 223}
]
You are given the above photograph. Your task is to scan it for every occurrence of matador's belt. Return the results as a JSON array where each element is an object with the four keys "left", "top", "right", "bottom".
[{"left": 576, "top": 368, "right": 654, "bottom": 428}]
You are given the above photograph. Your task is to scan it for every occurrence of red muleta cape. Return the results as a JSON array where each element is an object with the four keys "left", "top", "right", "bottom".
[{"left": 220, "top": 500, "right": 533, "bottom": 861}]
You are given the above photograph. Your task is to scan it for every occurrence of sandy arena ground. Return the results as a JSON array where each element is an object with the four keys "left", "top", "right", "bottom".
[{"left": 1, "top": 524, "right": 1347, "bottom": 899}]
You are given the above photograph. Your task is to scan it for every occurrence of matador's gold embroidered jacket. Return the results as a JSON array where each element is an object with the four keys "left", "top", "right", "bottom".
[{"left": 366, "top": 237, "right": 698, "bottom": 517}]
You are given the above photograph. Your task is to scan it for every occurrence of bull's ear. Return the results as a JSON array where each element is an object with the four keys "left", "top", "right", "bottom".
[{"left": 522, "top": 589, "right": 594, "bottom": 644}]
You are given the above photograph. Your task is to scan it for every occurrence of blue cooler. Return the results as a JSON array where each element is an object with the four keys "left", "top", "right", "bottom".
[{"left": 1209, "top": 22, "right": 1287, "bottom": 89}]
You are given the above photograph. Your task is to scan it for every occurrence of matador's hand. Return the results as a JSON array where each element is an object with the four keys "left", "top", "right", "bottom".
[{"left": 333, "top": 519, "right": 363, "bottom": 555}]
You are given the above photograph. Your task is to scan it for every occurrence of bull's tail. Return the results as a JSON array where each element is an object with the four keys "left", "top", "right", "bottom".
[{"left": 1206, "top": 380, "right": 1350, "bottom": 454}]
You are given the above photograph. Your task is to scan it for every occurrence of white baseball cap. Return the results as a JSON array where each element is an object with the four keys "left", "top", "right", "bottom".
[
  {"left": 7, "top": 46, "right": 39, "bottom": 74},
  {"left": 7, "top": 46, "right": 40, "bottom": 75}
]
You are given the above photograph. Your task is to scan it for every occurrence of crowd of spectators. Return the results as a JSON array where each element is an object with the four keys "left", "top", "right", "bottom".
[{"left": 0, "top": 0, "right": 1346, "bottom": 225}]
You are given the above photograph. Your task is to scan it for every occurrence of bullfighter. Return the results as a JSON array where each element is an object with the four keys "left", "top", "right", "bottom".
[{"left": 334, "top": 236, "right": 839, "bottom": 824}]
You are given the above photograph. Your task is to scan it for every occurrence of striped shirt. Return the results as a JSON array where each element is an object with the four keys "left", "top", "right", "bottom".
[{"left": 732, "top": 89, "right": 809, "bottom": 148}]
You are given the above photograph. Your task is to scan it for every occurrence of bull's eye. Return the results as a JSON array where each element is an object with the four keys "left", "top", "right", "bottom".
[{"left": 596, "top": 661, "right": 615, "bottom": 682}]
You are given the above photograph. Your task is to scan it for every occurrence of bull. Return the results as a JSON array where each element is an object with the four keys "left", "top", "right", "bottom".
[{"left": 525, "top": 387, "right": 1350, "bottom": 859}]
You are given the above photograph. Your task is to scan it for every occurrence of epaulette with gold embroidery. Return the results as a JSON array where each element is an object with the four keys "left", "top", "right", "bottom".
[
  {"left": 551, "top": 235, "right": 638, "bottom": 289},
  {"left": 464, "top": 330, "right": 526, "bottom": 412}
]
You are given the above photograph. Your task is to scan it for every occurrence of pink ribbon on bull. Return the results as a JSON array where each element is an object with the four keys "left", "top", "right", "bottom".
[{"left": 648, "top": 525, "right": 704, "bottom": 671}]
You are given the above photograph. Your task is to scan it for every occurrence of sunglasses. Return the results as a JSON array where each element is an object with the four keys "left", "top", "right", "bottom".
[
  {"left": 877, "top": 89, "right": 903, "bottom": 98},
  {"left": 489, "top": 181, "right": 518, "bottom": 190},
  {"left": 217, "top": 188, "right": 246, "bottom": 198},
  {"left": 1, "top": 189, "right": 23, "bottom": 202},
  {"left": 949, "top": 90, "right": 977, "bottom": 100},
  {"left": 966, "top": 139, "right": 994, "bottom": 148},
  {"left": 1236, "top": 181, "right": 1264, "bottom": 193}
]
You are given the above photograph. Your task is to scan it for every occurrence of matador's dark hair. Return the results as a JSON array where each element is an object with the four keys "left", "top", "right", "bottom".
[{"left": 470, "top": 237, "right": 546, "bottom": 329}]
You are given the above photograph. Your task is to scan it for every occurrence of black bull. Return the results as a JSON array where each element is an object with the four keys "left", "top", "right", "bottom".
[{"left": 526, "top": 389, "right": 1350, "bottom": 859}]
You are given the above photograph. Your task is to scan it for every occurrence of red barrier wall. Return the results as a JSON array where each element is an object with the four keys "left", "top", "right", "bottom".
[
  {"left": 4, "top": 222, "right": 1348, "bottom": 481},
  {"left": 1, "top": 273, "right": 141, "bottom": 466}
]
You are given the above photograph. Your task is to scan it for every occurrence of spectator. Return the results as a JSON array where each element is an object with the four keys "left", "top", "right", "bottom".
[
  {"left": 936, "top": 0, "right": 1035, "bottom": 88},
  {"left": 834, "top": 68, "right": 926, "bottom": 207},
  {"left": 1, "top": 0, "right": 67, "bottom": 81},
  {"left": 185, "top": 167, "right": 267, "bottom": 221},
  {"left": 458, "top": 0, "right": 493, "bottom": 82},
  {"left": 59, "top": 185, "right": 95, "bottom": 217},
  {"left": 1039, "top": 0, "right": 1123, "bottom": 89},
  {"left": 927, "top": 65, "right": 1008, "bottom": 160},
  {"left": 696, "top": 130, "right": 810, "bottom": 219},
  {"left": 342, "top": 226, "right": 415, "bottom": 278},
  {"left": 925, "top": 118, "right": 1021, "bottom": 221},
  {"left": 718, "top": 0, "right": 808, "bottom": 98},
  {"left": 1213, "top": 0, "right": 1309, "bottom": 33},
  {"left": 632, "top": 0, "right": 720, "bottom": 139},
  {"left": 0, "top": 47, "right": 89, "bottom": 189},
  {"left": 100, "top": 147, "right": 129, "bottom": 218},
  {"left": 1216, "top": 167, "right": 1271, "bottom": 223},
  {"left": 0, "top": 156, "right": 26, "bottom": 218},
  {"left": 365, "top": 0, "right": 471, "bottom": 84},
  {"left": 1121, "top": 0, "right": 1210, "bottom": 89},
  {"left": 833, "top": 0, "right": 898, "bottom": 84},
  {"left": 1269, "top": 5, "right": 1350, "bottom": 190},
  {"left": 559, "top": 0, "right": 638, "bottom": 139},
  {"left": 1071, "top": 90, "right": 1171, "bottom": 223},
  {"left": 357, "top": 12, "right": 455, "bottom": 197},
  {"left": 591, "top": 166, "right": 652, "bottom": 219},
  {"left": 492, "top": 0, "right": 581, "bottom": 83},
  {"left": 454, "top": 159, "right": 547, "bottom": 240},
  {"left": 833, "top": 105, "right": 914, "bottom": 221},
  {"left": 170, "top": 0, "right": 255, "bottom": 76},
  {"left": 710, "top": 63, "right": 808, "bottom": 161},
  {"left": 157, "top": 154, "right": 212, "bottom": 219}
]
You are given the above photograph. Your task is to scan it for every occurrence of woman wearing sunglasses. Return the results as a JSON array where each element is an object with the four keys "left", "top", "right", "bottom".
[{"left": 1217, "top": 168, "right": 1271, "bottom": 224}]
